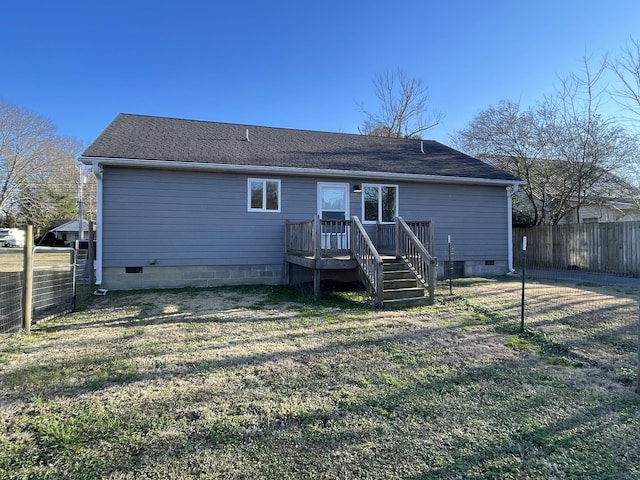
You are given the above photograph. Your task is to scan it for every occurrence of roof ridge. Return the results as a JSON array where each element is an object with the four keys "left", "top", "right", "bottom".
[{"left": 114, "top": 112, "right": 441, "bottom": 143}]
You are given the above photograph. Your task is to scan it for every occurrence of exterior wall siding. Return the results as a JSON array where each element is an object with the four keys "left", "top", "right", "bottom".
[
  {"left": 398, "top": 182, "right": 508, "bottom": 263},
  {"left": 101, "top": 167, "right": 510, "bottom": 289}
]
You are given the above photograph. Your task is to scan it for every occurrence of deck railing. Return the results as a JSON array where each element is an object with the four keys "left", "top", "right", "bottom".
[
  {"left": 376, "top": 220, "right": 433, "bottom": 253},
  {"left": 406, "top": 221, "right": 434, "bottom": 253},
  {"left": 285, "top": 219, "right": 315, "bottom": 256},
  {"left": 351, "top": 216, "right": 384, "bottom": 307},
  {"left": 287, "top": 216, "right": 435, "bottom": 306},
  {"left": 285, "top": 217, "right": 352, "bottom": 257},
  {"left": 375, "top": 223, "right": 395, "bottom": 253},
  {"left": 319, "top": 217, "right": 351, "bottom": 256},
  {"left": 395, "top": 216, "right": 437, "bottom": 302}
]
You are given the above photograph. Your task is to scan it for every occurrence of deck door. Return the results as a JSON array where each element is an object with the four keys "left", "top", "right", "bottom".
[{"left": 317, "top": 182, "right": 350, "bottom": 250}]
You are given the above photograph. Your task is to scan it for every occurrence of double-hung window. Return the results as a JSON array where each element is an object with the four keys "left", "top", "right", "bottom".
[
  {"left": 363, "top": 184, "right": 398, "bottom": 223},
  {"left": 248, "top": 178, "right": 281, "bottom": 212}
]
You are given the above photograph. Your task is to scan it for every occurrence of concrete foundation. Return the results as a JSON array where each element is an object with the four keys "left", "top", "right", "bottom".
[
  {"left": 437, "top": 260, "right": 508, "bottom": 279},
  {"left": 101, "top": 264, "right": 284, "bottom": 290}
]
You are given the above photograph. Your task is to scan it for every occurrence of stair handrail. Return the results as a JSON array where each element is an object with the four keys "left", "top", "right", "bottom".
[
  {"left": 395, "top": 216, "right": 437, "bottom": 302},
  {"left": 351, "top": 215, "right": 384, "bottom": 307}
]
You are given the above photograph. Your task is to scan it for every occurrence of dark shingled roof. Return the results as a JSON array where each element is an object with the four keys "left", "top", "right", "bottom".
[{"left": 82, "top": 113, "right": 521, "bottom": 182}]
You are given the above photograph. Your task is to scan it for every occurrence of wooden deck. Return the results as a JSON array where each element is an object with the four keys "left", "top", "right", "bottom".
[{"left": 285, "top": 216, "right": 437, "bottom": 306}]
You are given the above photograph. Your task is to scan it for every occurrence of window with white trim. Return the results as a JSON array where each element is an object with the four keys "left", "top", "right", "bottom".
[
  {"left": 363, "top": 184, "right": 398, "bottom": 223},
  {"left": 248, "top": 178, "right": 281, "bottom": 212}
]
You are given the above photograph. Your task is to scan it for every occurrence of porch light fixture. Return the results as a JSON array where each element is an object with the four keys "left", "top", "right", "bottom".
[{"left": 352, "top": 184, "right": 362, "bottom": 193}]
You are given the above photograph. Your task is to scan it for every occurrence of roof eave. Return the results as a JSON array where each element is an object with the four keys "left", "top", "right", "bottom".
[{"left": 78, "top": 156, "right": 525, "bottom": 187}]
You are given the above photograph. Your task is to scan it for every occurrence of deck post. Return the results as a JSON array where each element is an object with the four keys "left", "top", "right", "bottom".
[
  {"left": 284, "top": 220, "right": 290, "bottom": 286},
  {"left": 313, "top": 269, "right": 321, "bottom": 300},
  {"left": 428, "top": 259, "right": 437, "bottom": 302},
  {"left": 376, "top": 261, "right": 384, "bottom": 307},
  {"left": 314, "top": 214, "right": 322, "bottom": 260},
  {"left": 284, "top": 261, "right": 290, "bottom": 286},
  {"left": 313, "top": 215, "right": 322, "bottom": 300},
  {"left": 395, "top": 217, "right": 401, "bottom": 258}
]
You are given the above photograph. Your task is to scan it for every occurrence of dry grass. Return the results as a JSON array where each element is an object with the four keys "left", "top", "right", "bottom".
[
  {"left": 0, "top": 250, "right": 72, "bottom": 273},
  {"left": 0, "top": 281, "right": 638, "bottom": 479}
]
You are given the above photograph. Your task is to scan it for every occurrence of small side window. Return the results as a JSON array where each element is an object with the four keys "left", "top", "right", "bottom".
[{"left": 248, "top": 178, "right": 281, "bottom": 212}]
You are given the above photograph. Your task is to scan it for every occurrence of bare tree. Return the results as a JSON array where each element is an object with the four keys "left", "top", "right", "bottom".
[
  {"left": 454, "top": 58, "right": 637, "bottom": 225},
  {"left": 609, "top": 37, "right": 640, "bottom": 127},
  {"left": 0, "top": 100, "right": 82, "bottom": 230},
  {"left": 16, "top": 136, "right": 83, "bottom": 234},
  {"left": 358, "top": 68, "right": 443, "bottom": 139},
  {"left": 452, "top": 100, "right": 557, "bottom": 225},
  {"left": 543, "top": 58, "right": 619, "bottom": 223},
  {"left": 608, "top": 38, "right": 640, "bottom": 187}
]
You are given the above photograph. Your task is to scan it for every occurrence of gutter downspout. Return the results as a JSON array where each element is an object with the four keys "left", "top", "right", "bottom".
[
  {"left": 92, "top": 161, "right": 103, "bottom": 285},
  {"left": 506, "top": 184, "right": 519, "bottom": 274}
]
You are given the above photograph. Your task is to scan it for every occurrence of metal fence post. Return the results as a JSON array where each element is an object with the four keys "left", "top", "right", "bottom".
[
  {"left": 448, "top": 235, "right": 453, "bottom": 295},
  {"left": 520, "top": 236, "right": 527, "bottom": 333}
]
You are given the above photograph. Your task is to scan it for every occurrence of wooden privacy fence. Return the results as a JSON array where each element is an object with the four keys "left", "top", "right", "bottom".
[{"left": 513, "top": 221, "right": 640, "bottom": 275}]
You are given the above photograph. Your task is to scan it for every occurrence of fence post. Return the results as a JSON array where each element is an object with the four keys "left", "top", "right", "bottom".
[
  {"left": 22, "top": 225, "right": 33, "bottom": 335},
  {"left": 448, "top": 235, "right": 453, "bottom": 295},
  {"left": 520, "top": 236, "right": 527, "bottom": 333}
]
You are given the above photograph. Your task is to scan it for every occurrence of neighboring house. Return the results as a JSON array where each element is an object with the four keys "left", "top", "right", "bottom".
[
  {"left": 481, "top": 155, "right": 640, "bottom": 225},
  {"left": 78, "top": 114, "right": 523, "bottom": 304},
  {"left": 50, "top": 219, "right": 94, "bottom": 244},
  {"left": 559, "top": 173, "right": 640, "bottom": 223},
  {"left": 560, "top": 197, "right": 640, "bottom": 223}
]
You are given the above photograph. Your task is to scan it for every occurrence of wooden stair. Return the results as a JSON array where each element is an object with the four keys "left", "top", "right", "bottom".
[{"left": 382, "top": 258, "right": 430, "bottom": 308}]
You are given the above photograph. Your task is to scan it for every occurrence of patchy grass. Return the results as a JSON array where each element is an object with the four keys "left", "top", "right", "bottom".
[{"left": 0, "top": 283, "right": 638, "bottom": 479}]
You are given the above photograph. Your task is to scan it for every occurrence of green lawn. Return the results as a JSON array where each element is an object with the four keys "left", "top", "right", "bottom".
[{"left": 0, "top": 282, "right": 638, "bottom": 479}]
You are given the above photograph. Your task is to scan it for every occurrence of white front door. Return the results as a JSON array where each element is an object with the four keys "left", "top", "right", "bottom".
[{"left": 317, "top": 182, "right": 350, "bottom": 250}]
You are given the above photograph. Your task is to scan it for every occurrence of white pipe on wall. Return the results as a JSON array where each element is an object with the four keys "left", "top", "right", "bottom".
[
  {"left": 92, "top": 162, "right": 103, "bottom": 285},
  {"left": 506, "top": 184, "right": 519, "bottom": 273}
]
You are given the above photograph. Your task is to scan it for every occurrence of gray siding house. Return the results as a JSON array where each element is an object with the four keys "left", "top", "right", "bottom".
[{"left": 79, "top": 114, "right": 523, "bottom": 304}]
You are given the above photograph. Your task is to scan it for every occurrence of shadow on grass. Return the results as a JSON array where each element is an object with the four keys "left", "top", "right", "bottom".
[
  {"left": 440, "top": 287, "right": 639, "bottom": 385},
  {"left": 13, "top": 346, "right": 640, "bottom": 479},
  {"left": 1, "top": 321, "right": 457, "bottom": 401},
  {"left": 4, "top": 282, "right": 640, "bottom": 478}
]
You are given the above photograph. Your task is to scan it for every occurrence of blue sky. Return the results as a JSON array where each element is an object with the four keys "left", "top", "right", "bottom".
[{"left": 2, "top": 0, "right": 638, "bottom": 149}]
